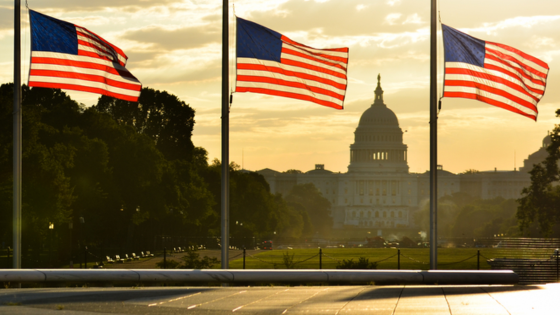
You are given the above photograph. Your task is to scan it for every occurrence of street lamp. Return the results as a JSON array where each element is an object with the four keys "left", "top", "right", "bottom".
[
  {"left": 79, "top": 217, "right": 85, "bottom": 268},
  {"left": 48, "top": 223, "right": 54, "bottom": 267}
]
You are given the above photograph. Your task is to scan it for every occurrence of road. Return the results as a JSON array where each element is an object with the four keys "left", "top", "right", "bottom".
[{"left": 1, "top": 284, "right": 559, "bottom": 314}]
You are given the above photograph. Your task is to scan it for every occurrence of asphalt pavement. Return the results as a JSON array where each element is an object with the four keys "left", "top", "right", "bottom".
[{"left": 0, "top": 284, "right": 558, "bottom": 314}]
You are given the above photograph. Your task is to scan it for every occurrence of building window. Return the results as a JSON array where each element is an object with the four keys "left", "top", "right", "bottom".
[
  {"left": 344, "top": 189, "right": 348, "bottom": 194},
  {"left": 382, "top": 181, "right": 387, "bottom": 196},
  {"left": 398, "top": 211, "right": 402, "bottom": 218},
  {"left": 383, "top": 212, "right": 387, "bottom": 218},
  {"left": 375, "top": 211, "right": 379, "bottom": 218},
  {"left": 390, "top": 212, "right": 395, "bottom": 218},
  {"left": 345, "top": 198, "right": 348, "bottom": 203}
]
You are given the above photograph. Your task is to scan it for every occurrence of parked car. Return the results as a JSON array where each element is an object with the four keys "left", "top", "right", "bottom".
[{"left": 262, "top": 240, "right": 273, "bottom": 250}]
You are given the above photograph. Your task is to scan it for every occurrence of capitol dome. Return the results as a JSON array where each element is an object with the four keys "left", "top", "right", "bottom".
[
  {"left": 358, "top": 78, "right": 399, "bottom": 127},
  {"left": 358, "top": 104, "right": 399, "bottom": 126},
  {"left": 348, "top": 74, "right": 409, "bottom": 173}
]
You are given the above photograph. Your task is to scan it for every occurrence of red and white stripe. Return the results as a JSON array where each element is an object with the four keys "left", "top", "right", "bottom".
[
  {"left": 236, "top": 36, "right": 349, "bottom": 110},
  {"left": 29, "top": 26, "right": 141, "bottom": 102},
  {"left": 444, "top": 42, "right": 548, "bottom": 121}
]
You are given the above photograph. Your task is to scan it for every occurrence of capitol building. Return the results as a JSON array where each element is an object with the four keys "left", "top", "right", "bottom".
[{"left": 257, "top": 75, "right": 551, "bottom": 232}]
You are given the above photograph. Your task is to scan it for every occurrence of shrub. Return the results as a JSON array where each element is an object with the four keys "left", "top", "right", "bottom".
[
  {"left": 279, "top": 251, "right": 295, "bottom": 269},
  {"left": 156, "top": 250, "right": 219, "bottom": 269},
  {"left": 155, "top": 259, "right": 180, "bottom": 269},
  {"left": 336, "top": 257, "right": 377, "bottom": 269},
  {"left": 181, "top": 250, "right": 219, "bottom": 269}
]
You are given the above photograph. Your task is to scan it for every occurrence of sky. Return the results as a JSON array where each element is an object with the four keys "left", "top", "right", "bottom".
[{"left": 1, "top": 0, "right": 560, "bottom": 174}]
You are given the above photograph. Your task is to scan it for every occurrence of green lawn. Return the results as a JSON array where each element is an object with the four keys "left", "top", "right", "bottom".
[{"left": 228, "top": 247, "right": 553, "bottom": 270}]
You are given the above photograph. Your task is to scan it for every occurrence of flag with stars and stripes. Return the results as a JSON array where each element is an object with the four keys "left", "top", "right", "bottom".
[
  {"left": 28, "top": 10, "right": 141, "bottom": 102},
  {"left": 442, "top": 24, "right": 548, "bottom": 121},
  {"left": 236, "top": 17, "right": 349, "bottom": 110}
]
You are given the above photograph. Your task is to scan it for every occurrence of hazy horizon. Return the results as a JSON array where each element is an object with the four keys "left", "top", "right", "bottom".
[{"left": 2, "top": 0, "right": 559, "bottom": 174}]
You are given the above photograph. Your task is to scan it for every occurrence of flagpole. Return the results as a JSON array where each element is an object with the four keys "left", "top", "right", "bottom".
[
  {"left": 13, "top": 0, "right": 22, "bottom": 271},
  {"left": 429, "top": 0, "right": 438, "bottom": 270},
  {"left": 221, "top": 0, "right": 230, "bottom": 269}
]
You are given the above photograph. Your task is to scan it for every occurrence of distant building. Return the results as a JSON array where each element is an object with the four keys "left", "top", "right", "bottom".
[{"left": 257, "top": 75, "right": 549, "bottom": 232}]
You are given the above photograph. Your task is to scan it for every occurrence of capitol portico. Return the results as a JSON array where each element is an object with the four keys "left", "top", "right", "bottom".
[{"left": 257, "top": 75, "right": 543, "bottom": 233}]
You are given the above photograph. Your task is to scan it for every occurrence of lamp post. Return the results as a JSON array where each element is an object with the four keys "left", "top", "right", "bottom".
[
  {"left": 79, "top": 217, "right": 85, "bottom": 269},
  {"left": 68, "top": 221, "right": 73, "bottom": 268},
  {"left": 48, "top": 223, "right": 54, "bottom": 267},
  {"left": 235, "top": 221, "right": 244, "bottom": 248}
]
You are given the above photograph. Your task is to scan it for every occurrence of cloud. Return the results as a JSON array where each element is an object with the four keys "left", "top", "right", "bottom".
[
  {"left": 385, "top": 13, "right": 402, "bottom": 25},
  {"left": 136, "top": 57, "right": 221, "bottom": 86},
  {"left": 246, "top": 0, "right": 428, "bottom": 37},
  {"left": 27, "top": 0, "right": 178, "bottom": 11},
  {"left": 0, "top": 8, "right": 11, "bottom": 30},
  {"left": 124, "top": 50, "right": 166, "bottom": 67},
  {"left": 69, "top": 15, "right": 122, "bottom": 27},
  {"left": 403, "top": 13, "right": 423, "bottom": 25},
  {"left": 120, "top": 25, "right": 220, "bottom": 50}
]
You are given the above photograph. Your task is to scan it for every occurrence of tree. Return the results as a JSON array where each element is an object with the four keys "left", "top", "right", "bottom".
[
  {"left": 462, "top": 169, "right": 480, "bottom": 174},
  {"left": 0, "top": 85, "right": 77, "bottom": 265},
  {"left": 413, "top": 192, "right": 519, "bottom": 238},
  {"left": 0, "top": 84, "right": 215, "bottom": 266},
  {"left": 95, "top": 87, "right": 196, "bottom": 161},
  {"left": 285, "top": 183, "right": 332, "bottom": 237},
  {"left": 517, "top": 109, "right": 560, "bottom": 237},
  {"left": 283, "top": 169, "right": 303, "bottom": 174}
]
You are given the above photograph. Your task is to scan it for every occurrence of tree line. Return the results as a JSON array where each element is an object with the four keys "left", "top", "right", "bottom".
[
  {"left": 413, "top": 109, "right": 560, "bottom": 239},
  {"left": 0, "top": 84, "right": 332, "bottom": 267}
]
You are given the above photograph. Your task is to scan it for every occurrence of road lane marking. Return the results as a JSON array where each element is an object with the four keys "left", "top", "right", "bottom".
[
  {"left": 148, "top": 292, "right": 201, "bottom": 307},
  {"left": 281, "top": 288, "right": 330, "bottom": 314},
  {"left": 187, "top": 290, "right": 247, "bottom": 310},
  {"left": 231, "top": 288, "right": 290, "bottom": 312}
]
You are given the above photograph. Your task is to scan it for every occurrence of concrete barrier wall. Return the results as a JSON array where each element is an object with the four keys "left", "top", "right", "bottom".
[{"left": 0, "top": 269, "right": 518, "bottom": 285}]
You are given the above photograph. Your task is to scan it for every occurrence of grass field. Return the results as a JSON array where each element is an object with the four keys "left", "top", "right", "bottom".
[{"left": 228, "top": 247, "right": 555, "bottom": 270}]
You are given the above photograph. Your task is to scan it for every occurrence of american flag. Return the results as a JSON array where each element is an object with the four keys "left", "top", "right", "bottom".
[
  {"left": 235, "top": 17, "right": 349, "bottom": 110},
  {"left": 28, "top": 10, "right": 141, "bottom": 102},
  {"left": 442, "top": 24, "right": 548, "bottom": 121}
]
